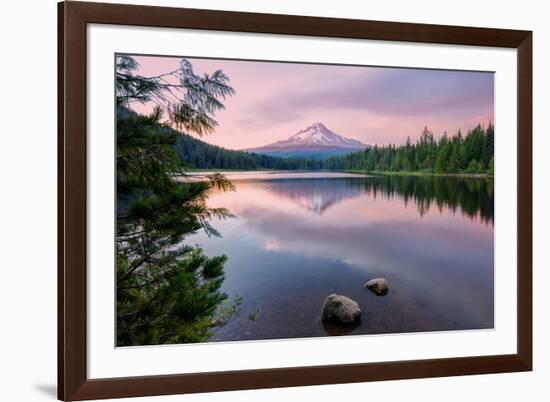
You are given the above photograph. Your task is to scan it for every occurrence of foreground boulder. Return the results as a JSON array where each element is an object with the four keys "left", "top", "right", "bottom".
[
  {"left": 322, "top": 293, "right": 361, "bottom": 324},
  {"left": 364, "top": 278, "right": 389, "bottom": 296}
]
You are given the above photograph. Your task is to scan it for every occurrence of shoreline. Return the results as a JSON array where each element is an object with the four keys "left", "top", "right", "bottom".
[
  {"left": 363, "top": 170, "right": 493, "bottom": 179},
  {"left": 177, "top": 170, "right": 372, "bottom": 183},
  {"left": 182, "top": 169, "right": 493, "bottom": 179}
]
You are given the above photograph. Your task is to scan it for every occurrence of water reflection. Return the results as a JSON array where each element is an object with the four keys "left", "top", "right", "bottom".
[
  {"left": 252, "top": 178, "right": 365, "bottom": 214},
  {"left": 186, "top": 173, "right": 494, "bottom": 342},
  {"left": 246, "top": 175, "right": 494, "bottom": 222}
]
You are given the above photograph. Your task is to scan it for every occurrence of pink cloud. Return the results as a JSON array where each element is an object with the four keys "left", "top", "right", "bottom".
[{"left": 125, "top": 55, "right": 494, "bottom": 149}]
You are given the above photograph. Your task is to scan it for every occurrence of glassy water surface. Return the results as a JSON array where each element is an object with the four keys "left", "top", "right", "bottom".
[{"left": 185, "top": 172, "right": 494, "bottom": 341}]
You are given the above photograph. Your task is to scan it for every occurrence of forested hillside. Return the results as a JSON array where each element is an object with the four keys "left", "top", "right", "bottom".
[
  {"left": 119, "top": 105, "right": 323, "bottom": 170},
  {"left": 175, "top": 132, "right": 324, "bottom": 170},
  {"left": 325, "top": 124, "right": 494, "bottom": 175},
  {"left": 122, "top": 103, "right": 493, "bottom": 175}
]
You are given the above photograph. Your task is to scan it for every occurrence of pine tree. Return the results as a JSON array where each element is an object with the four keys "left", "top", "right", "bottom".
[
  {"left": 481, "top": 122, "right": 494, "bottom": 168},
  {"left": 325, "top": 124, "right": 494, "bottom": 176},
  {"left": 116, "top": 56, "right": 240, "bottom": 346},
  {"left": 435, "top": 144, "right": 451, "bottom": 173}
]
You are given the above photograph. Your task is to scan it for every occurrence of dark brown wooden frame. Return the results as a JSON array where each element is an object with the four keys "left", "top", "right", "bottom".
[{"left": 58, "top": 1, "right": 532, "bottom": 400}]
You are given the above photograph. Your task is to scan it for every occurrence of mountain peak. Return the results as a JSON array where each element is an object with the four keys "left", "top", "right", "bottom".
[
  {"left": 244, "top": 123, "right": 368, "bottom": 160},
  {"left": 310, "top": 122, "right": 326, "bottom": 129},
  {"left": 287, "top": 123, "right": 366, "bottom": 148}
]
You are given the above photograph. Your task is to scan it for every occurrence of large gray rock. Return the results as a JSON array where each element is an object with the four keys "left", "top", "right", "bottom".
[
  {"left": 321, "top": 293, "right": 361, "bottom": 324},
  {"left": 364, "top": 278, "right": 389, "bottom": 296}
]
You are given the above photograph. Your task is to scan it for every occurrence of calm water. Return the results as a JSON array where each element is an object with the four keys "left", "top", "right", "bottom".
[{"left": 185, "top": 172, "right": 494, "bottom": 341}]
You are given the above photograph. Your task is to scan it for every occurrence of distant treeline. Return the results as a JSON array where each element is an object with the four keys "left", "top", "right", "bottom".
[
  {"left": 117, "top": 106, "right": 321, "bottom": 171},
  {"left": 325, "top": 124, "right": 494, "bottom": 175},
  {"left": 175, "top": 124, "right": 494, "bottom": 175},
  {"left": 175, "top": 132, "right": 324, "bottom": 170}
]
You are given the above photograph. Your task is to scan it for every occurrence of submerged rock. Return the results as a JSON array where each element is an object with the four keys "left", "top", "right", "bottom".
[
  {"left": 364, "top": 278, "right": 389, "bottom": 296},
  {"left": 321, "top": 293, "right": 361, "bottom": 324},
  {"left": 322, "top": 318, "right": 361, "bottom": 336}
]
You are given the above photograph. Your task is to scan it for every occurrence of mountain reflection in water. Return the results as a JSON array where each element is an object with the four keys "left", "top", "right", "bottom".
[
  {"left": 184, "top": 173, "right": 494, "bottom": 342},
  {"left": 251, "top": 179, "right": 365, "bottom": 214}
]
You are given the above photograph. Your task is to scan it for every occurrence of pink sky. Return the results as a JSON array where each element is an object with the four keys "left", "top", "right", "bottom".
[{"left": 128, "top": 55, "right": 494, "bottom": 149}]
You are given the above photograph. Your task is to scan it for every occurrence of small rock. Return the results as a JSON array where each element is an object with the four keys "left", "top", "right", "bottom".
[
  {"left": 322, "top": 319, "right": 360, "bottom": 336},
  {"left": 321, "top": 293, "right": 361, "bottom": 324},
  {"left": 364, "top": 278, "right": 389, "bottom": 296}
]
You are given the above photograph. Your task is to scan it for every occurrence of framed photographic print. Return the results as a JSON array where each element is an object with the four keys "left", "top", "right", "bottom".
[{"left": 58, "top": 1, "right": 532, "bottom": 400}]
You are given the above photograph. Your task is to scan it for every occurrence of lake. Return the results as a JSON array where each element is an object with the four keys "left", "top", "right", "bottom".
[{"left": 184, "top": 172, "right": 494, "bottom": 342}]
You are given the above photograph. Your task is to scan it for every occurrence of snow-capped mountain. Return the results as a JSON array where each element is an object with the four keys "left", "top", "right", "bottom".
[
  {"left": 245, "top": 123, "right": 368, "bottom": 160},
  {"left": 285, "top": 123, "right": 366, "bottom": 147}
]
